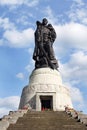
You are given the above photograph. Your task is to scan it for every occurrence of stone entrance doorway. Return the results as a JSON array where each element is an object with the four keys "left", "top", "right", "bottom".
[
  {"left": 36, "top": 92, "right": 56, "bottom": 111},
  {"left": 40, "top": 96, "right": 53, "bottom": 110}
]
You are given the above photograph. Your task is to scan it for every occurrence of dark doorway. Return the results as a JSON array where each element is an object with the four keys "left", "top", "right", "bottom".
[{"left": 40, "top": 96, "right": 53, "bottom": 110}]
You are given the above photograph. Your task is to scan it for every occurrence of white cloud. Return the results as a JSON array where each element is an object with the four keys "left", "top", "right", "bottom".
[
  {"left": 0, "top": 17, "right": 15, "bottom": 30},
  {"left": 16, "top": 14, "right": 34, "bottom": 26},
  {"left": 69, "top": 86, "right": 83, "bottom": 100},
  {"left": 65, "top": 83, "right": 85, "bottom": 111},
  {"left": 0, "top": 0, "right": 39, "bottom": 7},
  {"left": 16, "top": 73, "right": 25, "bottom": 80},
  {"left": 0, "top": 17, "right": 34, "bottom": 48},
  {"left": 43, "top": 6, "right": 58, "bottom": 24},
  {"left": 59, "top": 51, "right": 87, "bottom": 83},
  {"left": 0, "top": 108, "right": 10, "bottom": 118},
  {"left": 67, "top": 0, "right": 87, "bottom": 25},
  {"left": 68, "top": 9, "right": 87, "bottom": 25},
  {"left": 0, "top": 96, "right": 20, "bottom": 118},
  {"left": 70, "top": 87, "right": 83, "bottom": 102},
  {"left": 68, "top": 51, "right": 87, "bottom": 68},
  {"left": 54, "top": 22, "right": 87, "bottom": 58},
  {"left": 72, "top": 0, "right": 84, "bottom": 5},
  {"left": 27, "top": 0, "right": 39, "bottom": 7},
  {"left": 65, "top": 83, "right": 83, "bottom": 102},
  {"left": 0, "top": 96, "right": 20, "bottom": 109},
  {"left": 0, "top": 0, "right": 23, "bottom": 5},
  {"left": 3, "top": 28, "right": 34, "bottom": 48}
]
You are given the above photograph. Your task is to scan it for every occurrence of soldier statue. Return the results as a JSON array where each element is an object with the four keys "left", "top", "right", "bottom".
[{"left": 33, "top": 18, "right": 58, "bottom": 70}]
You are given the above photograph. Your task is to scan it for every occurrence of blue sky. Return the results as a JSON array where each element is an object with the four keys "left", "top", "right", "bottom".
[{"left": 0, "top": 0, "right": 87, "bottom": 117}]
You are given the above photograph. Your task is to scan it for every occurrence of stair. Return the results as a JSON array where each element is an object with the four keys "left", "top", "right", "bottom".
[{"left": 7, "top": 111, "right": 87, "bottom": 130}]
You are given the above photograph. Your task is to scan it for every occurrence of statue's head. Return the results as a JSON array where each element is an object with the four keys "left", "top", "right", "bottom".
[
  {"left": 42, "top": 18, "right": 48, "bottom": 25},
  {"left": 48, "top": 24, "right": 53, "bottom": 29},
  {"left": 36, "top": 21, "right": 41, "bottom": 25}
]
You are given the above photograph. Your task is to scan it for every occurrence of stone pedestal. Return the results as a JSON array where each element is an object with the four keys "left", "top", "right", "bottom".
[{"left": 19, "top": 68, "right": 73, "bottom": 111}]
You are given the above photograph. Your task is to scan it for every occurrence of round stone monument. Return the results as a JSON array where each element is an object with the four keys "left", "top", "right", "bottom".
[{"left": 19, "top": 68, "right": 73, "bottom": 111}]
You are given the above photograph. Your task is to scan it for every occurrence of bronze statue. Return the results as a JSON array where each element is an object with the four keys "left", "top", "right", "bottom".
[{"left": 33, "top": 18, "right": 58, "bottom": 70}]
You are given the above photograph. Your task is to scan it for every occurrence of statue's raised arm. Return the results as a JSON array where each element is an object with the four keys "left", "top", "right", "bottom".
[{"left": 33, "top": 18, "right": 58, "bottom": 70}]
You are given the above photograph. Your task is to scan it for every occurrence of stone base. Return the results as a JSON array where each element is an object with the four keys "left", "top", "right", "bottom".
[{"left": 19, "top": 68, "right": 73, "bottom": 111}]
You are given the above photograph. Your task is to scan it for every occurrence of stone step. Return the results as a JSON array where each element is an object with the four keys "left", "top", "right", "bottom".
[
  {"left": 7, "top": 125, "right": 87, "bottom": 130},
  {"left": 7, "top": 111, "right": 87, "bottom": 130}
]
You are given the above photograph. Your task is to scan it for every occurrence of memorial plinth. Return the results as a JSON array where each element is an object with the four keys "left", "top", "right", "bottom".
[{"left": 19, "top": 68, "right": 73, "bottom": 111}]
